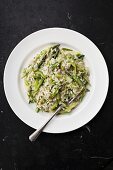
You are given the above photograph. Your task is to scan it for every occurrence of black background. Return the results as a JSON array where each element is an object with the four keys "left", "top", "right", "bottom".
[{"left": 0, "top": 0, "right": 113, "bottom": 170}]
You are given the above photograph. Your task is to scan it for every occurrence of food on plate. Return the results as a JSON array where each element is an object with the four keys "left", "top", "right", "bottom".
[{"left": 21, "top": 44, "right": 90, "bottom": 113}]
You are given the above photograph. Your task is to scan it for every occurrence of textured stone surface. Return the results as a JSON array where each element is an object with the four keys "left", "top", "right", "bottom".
[{"left": 0, "top": 0, "right": 113, "bottom": 169}]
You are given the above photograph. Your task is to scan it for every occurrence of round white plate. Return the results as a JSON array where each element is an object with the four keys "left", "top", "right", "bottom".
[{"left": 4, "top": 28, "right": 109, "bottom": 133}]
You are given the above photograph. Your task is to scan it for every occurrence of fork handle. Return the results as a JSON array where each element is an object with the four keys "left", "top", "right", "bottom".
[{"left": 29, "top": 106, "right": 62, "bottom": 142}]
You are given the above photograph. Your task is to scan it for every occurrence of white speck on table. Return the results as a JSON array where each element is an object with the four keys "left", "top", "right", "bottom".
[
  {"left": 85, "top": 125, "right": 91, "bottom": 133},
  {"left": 2, "top": 136, "right": 8, "bottom": 142},
  {"left": 67, "top": 12, "right": 72, "bottom": 20}
]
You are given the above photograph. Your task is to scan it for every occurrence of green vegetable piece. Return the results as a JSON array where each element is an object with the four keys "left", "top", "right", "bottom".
[
  {"left": 56, "top": 93, "right": 60, "bottom": 101},
  {"left": 34, "top": 50, "right": 48, "bottom": 69},
  {"left": 24, "top": 79, "right": 29, "bottom": 86},
  {"left": 35, "top": 71, "right": 45, "bottom": 79},
  {"left": 62, "top": 48, "right": 73, "bottom": 51},
  {"left": 49, "top": 77, "right": 55, "bottom": 85},
  {"left": 34, "top": 78, "right": 44, "bottom": 91},
  {"left": 28, "top": 91, "right": 35, "bottom": 103},
  {"left": 38, "top": 54, "right": 47, "bottom": 68},
  {"left": 51, "top": 101, "right": 58, "bottom": 110},
  {"left": 70, "top": 62, "right": 76, "bottom": 75},
  {"left": 33, "top": 79, "right": 39, "bottom": 91},
  {"left": 83, "top": 75, "right": 90, "bottom": 85},
  {"left": 76, "top": 54, "right": 85, "bottom": 59},
  {"left": 49, "top": 44, "right": 60, "bottom": 59},
  {"left": 51, "top": 62, "right": 59, "bottom": 70},
  {"left": 51, "top": 87, "right": 59, "bottom": 98},
  {"left": 28, "top": 99, "right": 34, "bottom": 103},
  {"left": 56, "top": 73, "right": 62, "bottom": 78},
  {"left": 66, "top": 75, "right": 72, "bottom": 83},
  {"left": 37, "top": 78, "right": 44, "bottom": 89},
  {"left": 71, "top": 62, "right": 76, "bottom": 68},
  {"left": 36, "top": 107, "right": 40, "bottom": 112},
  {"left": 52, "top": 44, "right": 60, "bottom": 49},
  {"left": 60, "top": 63, "right": 65, "bottom": 70},
  {"left": 64, "top": 101, "right": 78, "bottom": 112},
  {"left": 73, "top": 76, "right": 83, "bottom": 86}
]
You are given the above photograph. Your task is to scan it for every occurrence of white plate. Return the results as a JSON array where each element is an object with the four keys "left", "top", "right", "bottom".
[{"left": 4, "top": 28, "right": 109, "bottom": 133}]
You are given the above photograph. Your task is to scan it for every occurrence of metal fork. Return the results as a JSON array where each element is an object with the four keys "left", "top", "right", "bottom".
[{"left": 29, "top": 91, "right": 82, "bottom": 142}]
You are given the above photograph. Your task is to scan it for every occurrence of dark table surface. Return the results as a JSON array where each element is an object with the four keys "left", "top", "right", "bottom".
[{"left": 0, "top": 0, "right": 113, "bottom": 170}]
